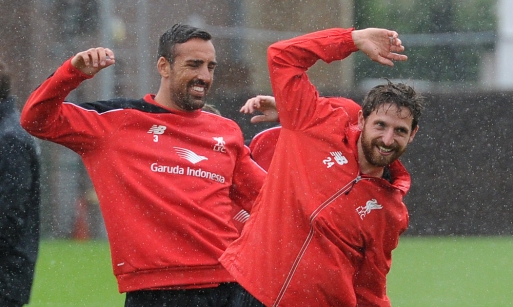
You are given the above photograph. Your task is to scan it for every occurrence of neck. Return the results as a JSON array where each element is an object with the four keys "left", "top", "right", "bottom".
[{"left": 154, "top": 91, "right": 174, "bottom": 110}]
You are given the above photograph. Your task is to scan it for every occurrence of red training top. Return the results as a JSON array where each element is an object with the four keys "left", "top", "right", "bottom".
[{"left": 21, "top": 59, "right": 266, "bottom": 293}]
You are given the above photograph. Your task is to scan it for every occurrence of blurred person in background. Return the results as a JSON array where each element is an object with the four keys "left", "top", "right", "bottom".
[
  {"left": 20, "top": 24, "right": 265, "bottom": 307},
  {"left": 0, "top": 58, "right": 41, "bottom": 307}
]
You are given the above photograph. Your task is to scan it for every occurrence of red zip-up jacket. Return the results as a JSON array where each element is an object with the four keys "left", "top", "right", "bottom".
[
  {"left": 220, "top": 28, "right": 410, "bottom": 307},
  {"left": 21, "top": 59, "right": 266, "bottom": 293},
  {"left": 249, "top": 100, "right": 360, "bottom": 171}
]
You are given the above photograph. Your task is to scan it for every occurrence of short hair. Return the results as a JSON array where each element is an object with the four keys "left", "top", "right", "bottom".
[
  {"left": 361, "top": 80, "right": 424, "bottom": 130},
  {"left": 157, "top": 23, "right": 212, "bottom": 64},
  {"left": 0, "top": 58, "right": 11, "bottom": 100}
]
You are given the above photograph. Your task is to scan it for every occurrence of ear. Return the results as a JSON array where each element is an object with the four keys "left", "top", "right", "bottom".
[
  {"left": 357, "top": 110, "right": 365, "bottom": 130},
  {"left": 408, "top": 125, "right": 419, "bottom": 144},
  {"left": 157, "top": 56, "right": 170, "bottom": 78}
]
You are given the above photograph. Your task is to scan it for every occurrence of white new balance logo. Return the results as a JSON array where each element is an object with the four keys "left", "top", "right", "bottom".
[
  {"left": 331, "top": 152, "right": 348, "bottom": 165},
  {"left": 148, "top": 125, "right": 166, "bottom": 134},
  {"left": 356, "top": 199, "right": 383, "bottom": 220},
  {"left": 148, "top": 125, "right": 167, "bottom": 142},
  {"left": 174, "top": 147, "right": 208, "bottom": 164},
  {"left": 323, "top": 151, "right": 348, "bottom": 168}
]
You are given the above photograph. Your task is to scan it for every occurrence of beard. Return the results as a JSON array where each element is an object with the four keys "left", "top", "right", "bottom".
[
  {"left": 360, "top": 131, "right": 407, "bottom": 167},
  {"left": 173, "top": 80, "right": 209, "bottom": 111},
  {"left": 176, "top": 93, "right": 205, "bottom": 111}
]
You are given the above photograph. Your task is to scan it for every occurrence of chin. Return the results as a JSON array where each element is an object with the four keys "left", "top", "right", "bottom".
[
  {"left": 182, "top": 100, "right": 205, "bottom": 111},
  {"left": 195, "top": 102, "right": 206, "bottom": 110}
]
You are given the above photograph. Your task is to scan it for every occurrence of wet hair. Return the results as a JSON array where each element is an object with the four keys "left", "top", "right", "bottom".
[
  {"left": 0, "top": 58, "right": 11, "bottom": 100},
  {"left": 157, "top": 23, "right": 212, "bottom": 64},
  {"left": 361, "top": 80, "right": 424, "bottom": 130}
]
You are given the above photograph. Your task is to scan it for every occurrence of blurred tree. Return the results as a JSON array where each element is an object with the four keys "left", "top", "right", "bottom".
[
  {"left": 353, "top": 0, "right": 496, "bottom": 85},
  {"left": 54, "top": 0, "right": 99, "bottom": 39}
]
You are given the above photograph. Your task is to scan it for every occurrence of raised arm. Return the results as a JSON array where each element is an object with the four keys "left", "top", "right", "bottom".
[
  {"left": 267, "top": 28, "right": 357, "bottom": 130},
  {"left": 20, "top": 47, "right": 115, "bottom": 136},
  {"left": 267, "top": 27, "right": 406, "bottom": 130}
]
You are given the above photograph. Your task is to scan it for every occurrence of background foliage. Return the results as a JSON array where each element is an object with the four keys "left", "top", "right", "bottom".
[{"left": 353, "top": 0, "right": 497, "bottom": 84}]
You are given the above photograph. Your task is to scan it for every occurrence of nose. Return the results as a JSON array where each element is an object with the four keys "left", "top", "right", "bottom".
[
  {"left": 198, "top": 65, "right": 213, "bottom": 83},
  {"left": 382, "top": 128, "right": 395, "bottom": 146}
]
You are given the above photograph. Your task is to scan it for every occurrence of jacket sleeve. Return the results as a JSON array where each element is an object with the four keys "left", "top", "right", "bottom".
[
  {"left": 229, "top": 142, "right": 266, "bottom": 213},
  {"left": 0, "top": 136, "right": 36, "bottom": 247},
  {"left": 20, "top": 59, "right": 116, "bottom": 153},
  {"left": 20, "top": 58, "right": 91, "bottom": 136},
  {"left": 330, "top": 97, "right": 362, "bottom": 125},
  {"left": 267, "top": 28, "right": 359, "bottom": 131}
]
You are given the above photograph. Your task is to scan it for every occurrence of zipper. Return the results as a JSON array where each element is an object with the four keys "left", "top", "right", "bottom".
[
  {"left": 345, "top": 174, "right": 361, "bottom": 195},
  {"left": 273, "top": 174, "right": 362, "bottom": 306}
]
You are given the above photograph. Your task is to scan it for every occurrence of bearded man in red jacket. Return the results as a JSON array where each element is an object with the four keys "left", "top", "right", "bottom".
[
  {"left": 221, "top": 27, "right": 424, "bottom": 307},
  {"left": 21, "top": 24, "right": 265, "bottom": 307}
]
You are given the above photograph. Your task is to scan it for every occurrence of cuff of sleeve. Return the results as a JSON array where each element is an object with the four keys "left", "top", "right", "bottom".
[
  {"left": 63, "top": 57, "right": 95, "bottom": 80},
  {"left": 345, "top": 28, "right": 359, "bottom": 53}
]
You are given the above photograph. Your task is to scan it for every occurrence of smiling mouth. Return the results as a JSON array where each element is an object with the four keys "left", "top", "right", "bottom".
[
  {"left": 192, "top": 85, "right": 205, "bottom": 92},
  {"left": 190, "top": 85, "right": 207, "bottom": 98},
  {"left": 378, "top": 146, "right": 393, "bottom": 154}
]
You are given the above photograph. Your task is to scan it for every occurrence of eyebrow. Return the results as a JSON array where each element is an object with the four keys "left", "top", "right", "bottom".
[
  {"left": 186, "top": 59, "right": 218, "bottom": 66},
  {"left": 375, "top": 119, "right": 411, "bottom": 133}
]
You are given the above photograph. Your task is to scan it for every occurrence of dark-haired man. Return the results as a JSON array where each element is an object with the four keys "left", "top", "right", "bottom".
[
  {"left": 21, "top": 24, "right": 265, "bottom": 306},
  {"left": 221, "top": 27, "right": 424, "bottom": 307}
]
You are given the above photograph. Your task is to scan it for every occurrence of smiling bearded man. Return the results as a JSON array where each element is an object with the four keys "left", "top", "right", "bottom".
[
  {"left": 20, "top": 23, "right": 265, "bottom": 307},
  {"left": 220, "top": 27, "right": 424, "bottom": 307}
]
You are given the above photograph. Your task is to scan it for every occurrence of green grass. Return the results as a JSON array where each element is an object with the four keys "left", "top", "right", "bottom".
[
  {"left": 388, "top": 236, "right": 513, "bottom": 307},
  {"left": 27, "top": 240, "right": 125, "bottom": 307},
  {"left": 26, "top": 237, "right": 513, "bottom": 306}
]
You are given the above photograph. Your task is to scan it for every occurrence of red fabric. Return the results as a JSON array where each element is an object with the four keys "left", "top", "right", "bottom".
[
  {"left": 21, "top": 59, "right": 266, "bottom": 292},
  {"left": 249, "top": 101, "right": 359, "bottom": 172},
  {"left": 220, "top": 28, "right": 410, "bottom": 307},
  {"left": 249, "top": 126, "right": 281, "bottom": 171}
]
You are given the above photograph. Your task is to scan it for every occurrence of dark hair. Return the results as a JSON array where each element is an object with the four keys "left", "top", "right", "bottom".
[
  {"left": 361, "top": 80, "right": 424, "bottom": 130},
  {"left": 157, "top": 23, "right": 212, "bottom": 64},
  {"left": 0, "top": 58, "right": 11, "bottom": 100}
]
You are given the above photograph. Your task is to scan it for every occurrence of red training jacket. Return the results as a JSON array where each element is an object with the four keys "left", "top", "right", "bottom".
[
  {"left": 21, "top": 59, "right": 266, "bottom": 293},
  {"left": 220, "top": 28, "right": 410, "bottom": 307}
]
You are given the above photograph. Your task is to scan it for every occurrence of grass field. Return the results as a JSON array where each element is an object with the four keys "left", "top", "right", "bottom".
[
  {"left": 26, "top": 237, "right": 513, "bottom": 307},
  {"left": 27, "top": 240, "right": 124, "bottom": 307}
]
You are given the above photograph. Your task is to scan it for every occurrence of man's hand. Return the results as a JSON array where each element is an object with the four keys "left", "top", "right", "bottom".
[
  {"left": 352, "top": 28, "right": 407, "bottom": 67},
  {"left": 71, "top": 47, "right": 115, "bottom": 76},
  {"left": 240, "top": 95, "right": 279, "bottom": 124}
]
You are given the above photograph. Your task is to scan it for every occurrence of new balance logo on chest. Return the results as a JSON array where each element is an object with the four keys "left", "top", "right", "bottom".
[
  {"left": 148, "top": 125, "right": 167, "bottom": 142},
  {"left": 323, "top": 151, "right": 348, "bottom": 168}
]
